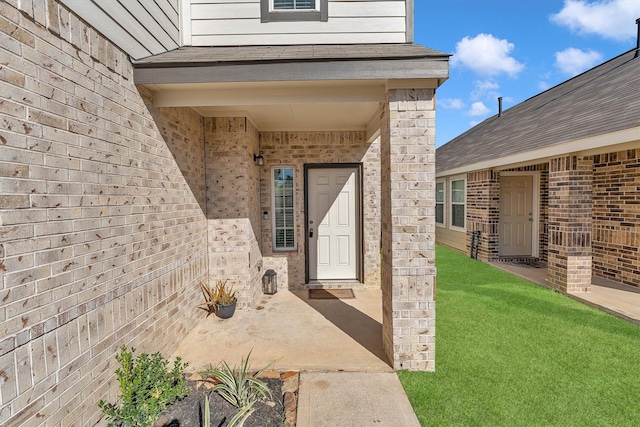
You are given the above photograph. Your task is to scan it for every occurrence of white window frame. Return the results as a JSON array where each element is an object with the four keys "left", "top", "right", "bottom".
[
  {"left": 261, "top": 0, "right": 328, "bottom": 22},
  {"left": 436, "top": 180, "right": 446, "bottom": 227},
  {"left": 271, "top": 166, "right": 296, "bottom": 251},
  {"left": 450, "top": 176, "right": 466, "bottom": 231}
]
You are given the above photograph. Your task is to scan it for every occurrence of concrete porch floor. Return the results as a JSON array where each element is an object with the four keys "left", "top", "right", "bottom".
[
  {"left": 491, "top": 262, "right": 640, "bottom": 325},
  {"left": 171, "top": 289, "right": 424, "bottom": 426},
  {"left": 172, "top": 288, "right": 392, "bottom": 372}
]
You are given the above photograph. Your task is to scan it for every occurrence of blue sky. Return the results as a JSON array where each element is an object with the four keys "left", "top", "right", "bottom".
[{"left": 414, "top": 0, "right": 640, "bottom": 147}]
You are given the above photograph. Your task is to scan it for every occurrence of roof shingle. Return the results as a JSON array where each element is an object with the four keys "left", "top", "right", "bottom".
[{"left": 437, "top": 49, "right": 640, "bottom": 173}]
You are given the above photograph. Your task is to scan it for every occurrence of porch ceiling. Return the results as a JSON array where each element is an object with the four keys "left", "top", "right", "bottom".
[{"left": 144, "top": 80, "right": 388, "bottom": 131}]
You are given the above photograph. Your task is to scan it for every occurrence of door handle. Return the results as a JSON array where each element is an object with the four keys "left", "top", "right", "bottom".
[{"left": 309, "top": 228, "right": 314, "bottom": 238}]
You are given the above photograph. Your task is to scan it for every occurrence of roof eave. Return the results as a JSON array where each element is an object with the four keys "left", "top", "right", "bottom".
[
  {"left": 133, "top": 57, "right": 449, "bottom": 85},
  {"left": 436, "top": 126, "right": 640, "bottom": 177}
]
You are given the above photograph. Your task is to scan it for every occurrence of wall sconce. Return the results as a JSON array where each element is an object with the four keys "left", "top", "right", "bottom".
[{"left": 253, "top": 153, "right": 264, "bottom": 166}]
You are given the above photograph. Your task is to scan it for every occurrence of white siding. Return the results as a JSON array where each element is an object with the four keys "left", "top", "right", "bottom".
[
  {"left": 61, "top": 0, "right": 180, "bottom": 59},
  {"left": 188, "top": 0, "right": 409, "bottom": 46}
]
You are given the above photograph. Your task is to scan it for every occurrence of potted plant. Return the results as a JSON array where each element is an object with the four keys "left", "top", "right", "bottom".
[{"left": 198, "top": 280, "right": 237, "bottom": 319}]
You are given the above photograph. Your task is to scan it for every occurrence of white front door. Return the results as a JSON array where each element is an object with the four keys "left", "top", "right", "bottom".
[
  {"left": 307, "top": 167, "right": 359, "bottom": 281},
  {"left": 500, "top": 175, "right": 533, "bottom": 256}
]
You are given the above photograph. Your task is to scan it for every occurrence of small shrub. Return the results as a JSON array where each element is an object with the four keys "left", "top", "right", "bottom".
[{"left": 99, "top": 345, "right": 189, "bottom": 427}]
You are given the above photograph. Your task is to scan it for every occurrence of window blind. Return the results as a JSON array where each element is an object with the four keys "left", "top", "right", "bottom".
[{"left": 273, "top": 0, "right": 316, "bottom": 10}]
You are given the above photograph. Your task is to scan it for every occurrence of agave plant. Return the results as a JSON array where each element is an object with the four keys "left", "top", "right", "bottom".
[
  {"left": 197, "top": 280, "right": 236, "bottom": 316},
  {"left": 200, "top": 350, "right": 275, "bottom": 426}
]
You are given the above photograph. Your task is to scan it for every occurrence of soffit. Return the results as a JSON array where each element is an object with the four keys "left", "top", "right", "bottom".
[{"left": 147, "top": 80, "right": 388, "bottom": 132}]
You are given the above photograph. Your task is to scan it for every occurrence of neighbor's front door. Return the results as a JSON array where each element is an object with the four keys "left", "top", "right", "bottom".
[
  {"left": 307, "top": 167, "right": 360, "bottom": 281},
  {"left": 500, "top": 175, "right": 533, "bottom": 256}
]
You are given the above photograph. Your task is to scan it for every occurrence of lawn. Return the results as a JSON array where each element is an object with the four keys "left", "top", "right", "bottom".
[{"left": 399, "top": 245, "right": 640, "bottom": 427}]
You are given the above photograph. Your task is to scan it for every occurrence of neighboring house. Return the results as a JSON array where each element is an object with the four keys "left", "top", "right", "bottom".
[
  {"left": 436, "top": 47, "right": 640, "bottom": 294},
  {"left": 0, "top": 0, "right": 448, "bottom": 424}
]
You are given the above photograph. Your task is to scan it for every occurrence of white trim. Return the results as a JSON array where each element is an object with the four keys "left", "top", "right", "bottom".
[
  {"left": 435, "top": 179, "right": 446, "bottom": 228},
  {"left": 271, "top": 166, "right": 296, "bottom": 251},
  {"left": 500, "top": 171, "right": 540, "bottom": 257},
  {"left": 437, "top": 126, "right": 640, "bottom": 177},
  {"left": 450, "top": 175, "right": 466, "bottom": 232},
  {"left": 179, "top": 0, "right": 191, "bottom": 46}
]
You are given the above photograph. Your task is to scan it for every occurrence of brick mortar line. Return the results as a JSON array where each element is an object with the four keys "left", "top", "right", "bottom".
[{"left": 0, "top": 250, "right": 207, "bottom": 358}]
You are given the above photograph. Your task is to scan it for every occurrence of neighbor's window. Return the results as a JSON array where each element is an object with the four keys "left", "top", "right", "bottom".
[
  {"left": 436, "top": 181, "right": 445, "bottom": 226},
  {"left": 272, "top": 167, "right": 295, "bottom": 250},
  {"left": 451, "top": 178, "right": 466, "bottom": 230},
  {"left": 261, "top": 0, "right": 328, "bottom": 22}
]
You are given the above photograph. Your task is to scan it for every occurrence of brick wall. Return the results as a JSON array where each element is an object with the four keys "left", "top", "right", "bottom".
[
  {"left": 204, "top": 117, "right": 262, "bottom": 308},
  {"left": 259, "top": 131, "right": 381, "bottom": 289},
  {"left": 0, "top": 1, "right": 207, "bottom": 425},
  {"left": 466, "top": 169, "right": 500, "bottom": 260},
  {"left": 592, "top": 149, "right": 640, "bottom": 287}
]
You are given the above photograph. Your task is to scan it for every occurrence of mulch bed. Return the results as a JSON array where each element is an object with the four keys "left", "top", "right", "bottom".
[{"left": 155, "top": 371, "right": 298, "bottom": 427}]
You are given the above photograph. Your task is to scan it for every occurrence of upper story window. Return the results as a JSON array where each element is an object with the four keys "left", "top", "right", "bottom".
[
  {"left": 261, "top": 0, "right": 328, "bottom": 22},
  {"left": 274, "top": 0, "right": 316, "bottom": 10}
]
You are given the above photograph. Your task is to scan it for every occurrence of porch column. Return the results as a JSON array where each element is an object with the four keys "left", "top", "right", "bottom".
[
  {"left": 467, "top": 169, "right": 500, "bottom": 260},
  {"left": 380, "top": 88, "right": 437, "bottom": 371},
  {"left": 547, "top": 156, "right": 593, "bottom": 292},
  {"left": 204, "top": 117, "right": 262, "bottom": 308}
]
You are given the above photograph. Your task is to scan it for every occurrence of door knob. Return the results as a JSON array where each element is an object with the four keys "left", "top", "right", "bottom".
[{"left": 309, "top": 228, "right": 314, "bottom": 238}]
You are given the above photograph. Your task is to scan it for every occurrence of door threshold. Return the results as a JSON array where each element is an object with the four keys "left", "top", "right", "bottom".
[{"left": 307, "top": 280, "right": 362, "bottom": 289}]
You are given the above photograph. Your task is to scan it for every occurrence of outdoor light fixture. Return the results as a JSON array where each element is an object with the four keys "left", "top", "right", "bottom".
[{"left": 254, "top": 153, "right": 265, "bottom": 166}]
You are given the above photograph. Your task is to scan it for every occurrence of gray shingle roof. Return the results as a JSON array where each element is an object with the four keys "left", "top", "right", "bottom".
[
  {"left": 437, "top": 49, "right": 640, "bottom": 173},
  {"left": 134, "top": 43, "right": 449, "bottom": 67}
]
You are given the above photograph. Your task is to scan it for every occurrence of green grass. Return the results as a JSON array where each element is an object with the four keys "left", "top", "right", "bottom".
[{"left": 399, "top": 245, "right": 640, "bottom": 427}]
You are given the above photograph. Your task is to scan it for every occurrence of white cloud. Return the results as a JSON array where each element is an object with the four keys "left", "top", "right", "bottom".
[
  {"left": 467, "top": 102, "right": 491, "bottom": 117},
  {"left": 469, "top": 120, "right": 481, "bottom": 127},
  {"left": 471, "top": 80, "right": 500, "bottom": 101},
  {"left": 538, "top": 81, "right": 552, "bottom": 91},
  {"left": 451, "top": 34, "right": 525, "bottom": 77},
  {"left": 555, "top": 47, "right": 603, "bottom": 76},
  {"left": 438, "top": 98, "right": 465, "bottom": 110},
  {"left": 551, "top": 0, "right": 640, "bottom": 41}
]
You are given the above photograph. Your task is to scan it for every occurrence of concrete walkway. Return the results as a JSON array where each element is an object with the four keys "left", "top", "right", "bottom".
[
  {"left": 297, "top": 372, "right": 419, "bottom": 427},
  {"left": 172, "top": 289, "right": 420, "bottom": 426},
  {"left": 491, "top": 262, "right": 640, "bottom": 325}
]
